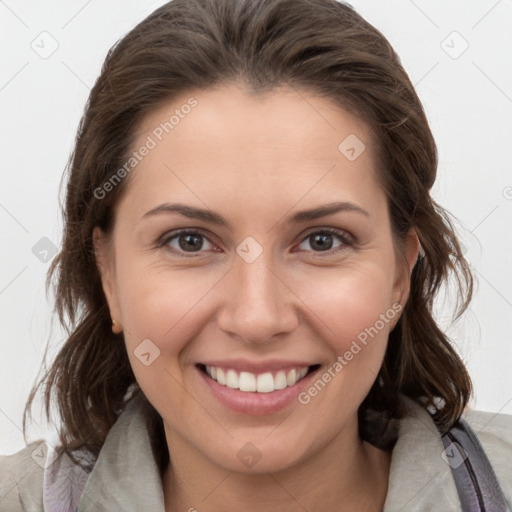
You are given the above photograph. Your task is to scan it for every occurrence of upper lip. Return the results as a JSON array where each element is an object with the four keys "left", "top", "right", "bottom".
[{"left": 198, "top": 359, "right": 318, "bottom": 374}]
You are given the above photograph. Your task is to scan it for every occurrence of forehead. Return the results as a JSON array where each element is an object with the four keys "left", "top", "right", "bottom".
[
  {"left": 135, "top": 84, "right": 375, "bottom": 160},
  {"left": 119, "top": 84, "right": 384, "bottom": 220}
]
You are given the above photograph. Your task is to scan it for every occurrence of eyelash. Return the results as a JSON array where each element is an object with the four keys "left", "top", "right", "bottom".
[{"left": 157, "top": 228, "right": 354, "bottom": 258}]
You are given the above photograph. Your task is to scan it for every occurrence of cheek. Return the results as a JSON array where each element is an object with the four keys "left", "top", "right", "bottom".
[
  {"left": 115, "top": 260, "right": 220, "bottom": 359},
  {"left": 296, "top": 264, "right": 396, "bottom": 349},
  {"left": 115, "top": 266, "right": 210, "bottom": 408},
  {"left": 292, "top": 266, "right": 398, "bottom": 436},
  {"left": 117, "top": 257, "right": 396, "bottom": 352},
  {"left": 115, "top": 240, "right": 398, "bottom": 400}
]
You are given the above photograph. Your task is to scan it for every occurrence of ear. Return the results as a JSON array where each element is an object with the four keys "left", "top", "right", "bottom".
[
  {"left": 93, "top": 226, "right": 123, "bottom": 332},
  {"left": 392, "top": 228, "right": 420, "bottom": 314}
]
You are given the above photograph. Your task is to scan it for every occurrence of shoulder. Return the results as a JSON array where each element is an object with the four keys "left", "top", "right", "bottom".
[
  {"left": 0, "top": 439, "right": 93, "bottom": 512},
  {"left": 383, "top": 396, "right": 512, "bottom": 511},
  {"left": 0, "top": 441, "right": 45, "bottom": 511},
  {"left": 463, "top": 406, "right": 512, "bottom": 442},
  {"left": 462, "top": 407, "right": 512, "bottom": 504}
]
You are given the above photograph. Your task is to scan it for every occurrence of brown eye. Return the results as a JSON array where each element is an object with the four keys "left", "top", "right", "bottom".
[
  {"left": 296, "top": 229, "right": 352, "bottom": 255},
  {"left": 162, "top": 230, "right": 215, "bottom": 256}
]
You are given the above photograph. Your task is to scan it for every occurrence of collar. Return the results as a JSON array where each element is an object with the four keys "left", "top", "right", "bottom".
[
  {"left": 78, "top": 393, "right": 165, "bottom": 512},
  {"left": 73, "top": 393, "right": 458, "bottom": 511},
  {"left": 383, "top": 395, "right": 459, "bottom": 510}
]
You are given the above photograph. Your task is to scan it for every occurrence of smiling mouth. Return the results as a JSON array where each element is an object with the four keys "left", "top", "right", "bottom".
[{"left": 197, "top": 363, "right": 321, "bottom": 393}]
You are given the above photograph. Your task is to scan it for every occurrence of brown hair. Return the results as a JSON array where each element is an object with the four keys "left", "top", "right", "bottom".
[{"left": 24, "top": 0, "right": 473, "bottom": 474}]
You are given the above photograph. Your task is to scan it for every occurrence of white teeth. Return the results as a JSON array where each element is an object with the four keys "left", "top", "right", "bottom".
[
  {"left": 239, "top": 371, "right": 256, "bottom": 392},
  {"left": 216, "top": 368, "right": 226, "bottom": 385},
  {"left": 274, "top": 370, "right": 287, "bottom": 390},
  {"left": 256, "top": 372, "right": 274, "bottom": 393},
  {"left": 204, "top": 365, "right": 311, "bottom": 393},
  {"left": 226, "top": 369, "right": 238, "bottom": 389},
  {"left": 286, "top": 369, "right": 297, "bottom": 386}
]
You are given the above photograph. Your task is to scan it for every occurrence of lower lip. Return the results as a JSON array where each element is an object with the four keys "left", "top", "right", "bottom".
[{"left": 197, "top": 366, "right": 320, "bottom": 416}]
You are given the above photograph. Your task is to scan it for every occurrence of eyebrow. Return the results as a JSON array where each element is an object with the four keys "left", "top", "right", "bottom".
[{"left": 142, "top": 201, "right": 369, "bottom": 229}]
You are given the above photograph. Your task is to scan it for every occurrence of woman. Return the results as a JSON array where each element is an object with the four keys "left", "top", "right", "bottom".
[{"left": 1, "top": 0, "right": 511, "bottom": 510}]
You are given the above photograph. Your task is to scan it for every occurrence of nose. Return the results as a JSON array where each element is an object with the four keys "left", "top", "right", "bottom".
[{"left": 216, "top": 250, "right": 298, "bottom": 345}]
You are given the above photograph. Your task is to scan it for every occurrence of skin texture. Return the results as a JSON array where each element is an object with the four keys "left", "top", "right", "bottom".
[{"left": 94, "top": 84, "right": 419, "bottom": 511}]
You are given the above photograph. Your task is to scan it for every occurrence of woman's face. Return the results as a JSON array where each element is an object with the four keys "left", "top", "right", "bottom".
[{"left": 94, "top": 84, "right": 418, "bottom": 473}]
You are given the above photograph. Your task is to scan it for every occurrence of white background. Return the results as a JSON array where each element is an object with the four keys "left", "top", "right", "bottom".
[{"left": 1, "top": 0, "right": 511, "bottom": 455}]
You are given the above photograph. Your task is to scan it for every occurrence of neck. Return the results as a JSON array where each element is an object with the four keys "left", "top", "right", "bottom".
[{"left": 162, "top": 422, "right": 391, "bottom": 512}]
